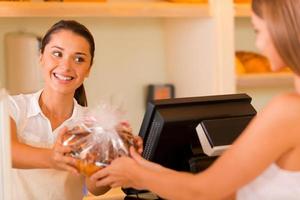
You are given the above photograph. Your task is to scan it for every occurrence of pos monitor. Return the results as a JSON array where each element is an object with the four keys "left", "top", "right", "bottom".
[
  {"left": 122, "top": 93, "right": 256, "bottom": 196},
  {"left": 139, "top": 93, "right": 256, "bottom": 173}
]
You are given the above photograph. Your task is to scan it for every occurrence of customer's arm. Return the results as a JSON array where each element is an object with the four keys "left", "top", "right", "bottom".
[{"left": 90, "top": 94, "right": 300, "bottom": 200}]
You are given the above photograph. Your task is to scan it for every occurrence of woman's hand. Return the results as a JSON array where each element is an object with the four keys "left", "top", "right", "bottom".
[
  {"left": 116, "top": 121, "right": 143, "bottom": 154},
  {"left": 89, "top": 147, "right": 146, "bottom": 189},
  {"left": 50, "top": 127, "right": 79, "bottom": 175}
]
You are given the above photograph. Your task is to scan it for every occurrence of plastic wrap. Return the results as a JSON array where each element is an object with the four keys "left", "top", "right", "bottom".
[{"left": 63, "top": 104, "right": 135, "bottom": 176}]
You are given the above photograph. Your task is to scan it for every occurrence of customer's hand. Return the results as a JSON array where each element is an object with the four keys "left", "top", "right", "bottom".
[
  {"left": 116, "top": 121, "right": 143, "bottom": 154},
  {"left": 50, "top": 127, "right": 79, "bottom": 175},
  {"left": 90, "top": 147, "right": 145, "bottom": 189}
]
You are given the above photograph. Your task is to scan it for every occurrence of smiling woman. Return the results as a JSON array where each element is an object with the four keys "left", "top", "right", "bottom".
[
  {"left": 40, "top": 20, "right": 95, "bottom": 107},
  {"left": 7, "top": 20, "right": 114, "bottom": 200}
]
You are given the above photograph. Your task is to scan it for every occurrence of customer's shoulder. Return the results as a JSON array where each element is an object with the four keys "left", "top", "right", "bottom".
[
  {"left": 262, "top": 92, "right": 300, "bottom": 124},
  {"left": 269, "top": 92, "right": 300, "bottom": 108},
  {"left": 256, "top": 92, "right": 300, "bottom": 142}
]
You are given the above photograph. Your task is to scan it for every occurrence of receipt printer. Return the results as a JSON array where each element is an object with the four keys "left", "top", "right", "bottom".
[{"left": 196, "top": 97, "right": 256, "bottom": 157}]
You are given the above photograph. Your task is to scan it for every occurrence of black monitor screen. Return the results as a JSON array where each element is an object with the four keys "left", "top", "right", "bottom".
[{"left": 139, "top": 93, "right": 256, "bottom": 173}]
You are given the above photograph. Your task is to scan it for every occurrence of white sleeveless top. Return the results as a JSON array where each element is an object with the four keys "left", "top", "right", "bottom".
[
  {"left": 8, "top": 90, "right": 86, "bottom": 200},
  {"left": 237, "top": 163, "right": 300, "bottom": 200}
]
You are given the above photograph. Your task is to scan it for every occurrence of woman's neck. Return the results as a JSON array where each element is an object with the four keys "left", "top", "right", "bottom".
[{"left": 39, "top": 88, "right": 74, "bottom": 130}]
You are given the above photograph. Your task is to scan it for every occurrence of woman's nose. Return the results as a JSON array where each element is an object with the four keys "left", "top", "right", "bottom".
[{"left": 59, "top": 57, "right": 72, "bottom": 71}]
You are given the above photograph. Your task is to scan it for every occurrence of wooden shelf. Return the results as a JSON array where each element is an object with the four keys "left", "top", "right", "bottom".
[
  {"left": 0, "top": 1, "right": 210, "bottom": 18},
  {"left": 236, "top": 72, "right": 294, "bottom": 88},
  {"left": 235, "top": 3, "right": 251, "bottom": 17}
]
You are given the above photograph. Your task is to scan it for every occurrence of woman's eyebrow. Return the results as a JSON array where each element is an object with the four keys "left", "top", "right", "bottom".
[
  {"left": 75, "top": 52, "right": 88, "bottom": 56},
  {"left": 51, "top": 46, "right": 88, "bottom": 56},
  {"left": 51, "top": 46, "right": 64, "bottom": 50}
]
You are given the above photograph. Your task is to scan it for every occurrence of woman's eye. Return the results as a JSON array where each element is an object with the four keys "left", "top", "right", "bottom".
[
  {"left": 52, "top": 51, "right": 62, "bottom": 57},
  {"left": 74, "top": 56, "right": 85, "bottom": 63}
]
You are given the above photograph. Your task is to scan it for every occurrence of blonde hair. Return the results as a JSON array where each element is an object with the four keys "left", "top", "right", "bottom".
[{"left": 252, "top": 0, "right": 300, "bottom": 75}]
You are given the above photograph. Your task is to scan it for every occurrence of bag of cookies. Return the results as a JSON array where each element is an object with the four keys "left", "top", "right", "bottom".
[{"left": 63, "top": 104, "right": 134, "bottom": 176}]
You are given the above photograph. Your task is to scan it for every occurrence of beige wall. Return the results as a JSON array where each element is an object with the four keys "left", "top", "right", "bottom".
[{"left": 0, "top": 18, "right": 167, "bottom": 132}]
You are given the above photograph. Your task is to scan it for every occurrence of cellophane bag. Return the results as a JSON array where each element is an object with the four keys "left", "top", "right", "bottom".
[{"left": 63, "top": 103, "right": 135, "bottom": 176}]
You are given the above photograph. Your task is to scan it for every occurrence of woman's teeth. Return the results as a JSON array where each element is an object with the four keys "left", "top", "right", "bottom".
[{"left": 54, "top": 73, "right": 73, "bottom": 81}]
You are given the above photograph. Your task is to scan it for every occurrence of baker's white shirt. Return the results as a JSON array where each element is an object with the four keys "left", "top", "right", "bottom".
[
  {"left": 8, "top": 90, "right": 85, "bottom": 200},
  {"left": 237, "top": 163, "right": 300, "bottom": 200}
]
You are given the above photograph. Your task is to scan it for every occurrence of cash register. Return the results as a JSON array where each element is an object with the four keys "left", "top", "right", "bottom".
[{"left": 122, "top": 93, "right": 256, "bottom": 199}]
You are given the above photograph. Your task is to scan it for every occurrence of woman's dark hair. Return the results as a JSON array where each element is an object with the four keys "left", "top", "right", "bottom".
[{"left": 40, "top": 20, "right": 95, "bottom": 107}]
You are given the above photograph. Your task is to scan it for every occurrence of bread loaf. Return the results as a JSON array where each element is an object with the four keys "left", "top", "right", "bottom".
[{"left": 236, "top": 51, "right": 271, "bottom": 73}]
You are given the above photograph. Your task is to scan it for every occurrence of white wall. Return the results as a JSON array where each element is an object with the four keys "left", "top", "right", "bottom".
[{"left": 0, "top": 18, "right": 167, "bottom": 132}]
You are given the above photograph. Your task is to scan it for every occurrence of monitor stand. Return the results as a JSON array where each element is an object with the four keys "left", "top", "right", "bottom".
[{"left": 189, "top": 155, "right": 218, "bottom": 173}]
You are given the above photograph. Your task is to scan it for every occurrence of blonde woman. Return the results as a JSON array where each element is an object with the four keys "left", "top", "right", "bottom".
[{"left": 90, "top": 0, "right": 300, "bottom": 199}]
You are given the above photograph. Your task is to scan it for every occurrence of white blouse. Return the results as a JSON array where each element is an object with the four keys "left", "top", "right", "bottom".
[
  {"left": 9, "top": 90, "right": 86, "bottom": 200},
  {"left": 237, "top": 163, "right": 300, "bottom": 200}
]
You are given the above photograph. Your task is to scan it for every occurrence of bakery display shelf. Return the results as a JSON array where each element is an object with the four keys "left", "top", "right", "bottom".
[
  {"left": 235, "top": 3, "right": 251, "bottom": 17},
  {"left": 236, "top": 72, "right": 294, "bottom": 88},
  {"left": 0, "top": 1, "right": 210, "bottom": 17}
]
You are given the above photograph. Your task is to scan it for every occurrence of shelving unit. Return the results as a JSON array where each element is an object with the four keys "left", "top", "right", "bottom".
[
  {"left": 234, "top": 2, "right": 292, "bottom": 86},
  {"left": 235, "top": 3, "right": 251, "bottom": 17},
  {"left": 236, "top": 72, "right": 294, "bottom": 88},
  {"left": 234, "top": 1, "right": 296, "bottom": 89},
  {"left": 0, "top": 1, "right": 210, "bottom": 17}
]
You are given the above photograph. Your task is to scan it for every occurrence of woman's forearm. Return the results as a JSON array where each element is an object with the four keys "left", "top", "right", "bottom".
[
  {"left": 10, "top": 118, "right": 52, "bottom": 169},
  {"left": 136, "top": 166, "right": 205, "bottom": 200},
  {"left": 11, "top": 140, "right": 52, "bottom": 169}
]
